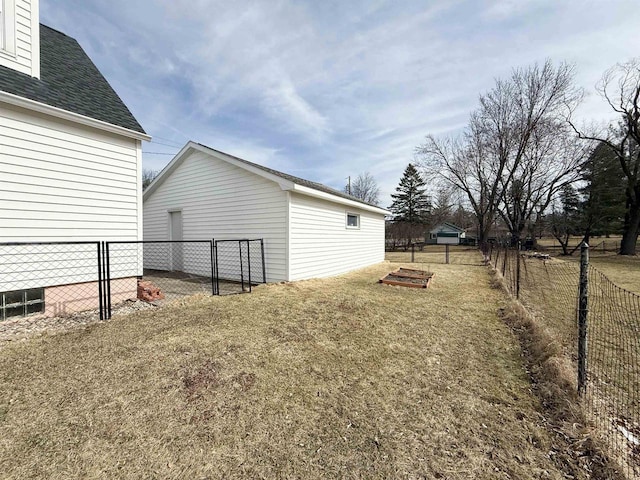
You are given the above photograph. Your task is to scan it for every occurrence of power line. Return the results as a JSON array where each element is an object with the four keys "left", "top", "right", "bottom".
[{"left": 149, "top": 140, "right": 182, "bottom": 148}]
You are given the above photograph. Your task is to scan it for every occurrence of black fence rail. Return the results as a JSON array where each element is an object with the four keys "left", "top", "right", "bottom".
[
  {"left": 0, "top": 239, "right": 266, "bottom": 323},
  {"left": 0, "top": 241, "right": 104, "bottom": 321},
  {"left": 489, "top": 243, "right": 640, "bottom": 477}
]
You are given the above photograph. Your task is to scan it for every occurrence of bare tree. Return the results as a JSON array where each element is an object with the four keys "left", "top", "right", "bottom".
[
  {"left": 142, "top": 168, "right": 159, "bottom": 190},
  {"left": 497, "top": 120, "right": 588, "bottom": 244},
  {"left": 344, "top": 172, "right": 381, "bottom": 205},
  {"left": 418, "top": 60, "right": 583, "bottom": 246},
  {"left": 429, "top": 187, "right": 455, "bottom": 226},
  {"left": 568, "top": 59, "right": 640, "bottom": 255}
]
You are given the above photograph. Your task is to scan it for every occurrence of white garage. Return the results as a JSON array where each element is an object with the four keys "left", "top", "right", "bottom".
[{"left": 143, "top": 142, "right": 388, "bottom": 282}]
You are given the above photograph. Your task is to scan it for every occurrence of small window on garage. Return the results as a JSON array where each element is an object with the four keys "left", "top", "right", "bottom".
[
  {"left": 346, "top": 213, "right": 360, "bottom": 229},
  {"left": 1, "top": 288, "right": 45, "bottom": 321}
]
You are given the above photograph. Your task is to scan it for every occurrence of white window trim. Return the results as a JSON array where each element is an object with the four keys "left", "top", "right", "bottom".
[
  {"left": 0, "top": 0, "right": 16, "bottom": 57},
  {"left": 346, "top": 212, "right": 360, "bottom": 230}
]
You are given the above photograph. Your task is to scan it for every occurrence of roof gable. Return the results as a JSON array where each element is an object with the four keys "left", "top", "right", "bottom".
[
  {"left": 145, "top": 142, "right": 389, "bottom": 215},
  {"left": 0, "top": 25, "right": 145, "bottom": 135},
  {"left": 430, "top": 223, "right": 465, "bottom": 233}
]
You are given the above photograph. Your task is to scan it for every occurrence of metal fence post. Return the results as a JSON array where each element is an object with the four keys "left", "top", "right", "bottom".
[
  {"left": 246, "top": 240, "right": 252, "bottom": 293},
  {"left": 214, "top": 240, "right": 220, "bottom": 296},
  {"left": 445, "top": 244, "right": 450, "bottom": 264},
  {"left": 578, "top": 242, "right": 589, "bottom": 396},
  {"left": 502, "top": 246, "right": 507, "bottom": 277},
  {"left": 105, "top": 242, "right": 112, "bottom": 319},
  {"left": 239, "top": 241, "right": 245, "bottom": 292},
  {"left": 210, "top": 238, "right": 216, "bottom": 295},
  {"left": 97, "top": 242, "right": 104, "bottom": 320},
  {"left": 516, "top": 241, "right": 521, "bottom": 299},
  {"left": 411, "top": 243, "right": 415, "bottom": 263},
  {"left": 260, "top": 239, "right": 266, "bottom": 283}
]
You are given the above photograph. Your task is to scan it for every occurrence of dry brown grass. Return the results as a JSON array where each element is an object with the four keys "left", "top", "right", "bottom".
[
  {"left": 535, "top": 236, "right": 640, "bottom": 295},
  {"left": 0, "top": 254, "right": 595, "bottom": 479},
  {"left": 568, "top": 254, "right": 640, "bottom": 295}
]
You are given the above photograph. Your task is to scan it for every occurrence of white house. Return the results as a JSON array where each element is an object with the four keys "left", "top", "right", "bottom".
[
  {"left": 428, "top": 223, "right": 466, "bottom": 245},
  {"left": 0, "top": 1, "right": 149, "bottom": 318},
  {"left": 143, "top": 142, "right": 389, "bottom": 282}
]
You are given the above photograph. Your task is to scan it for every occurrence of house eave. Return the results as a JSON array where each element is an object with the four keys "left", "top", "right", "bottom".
[
  {"left": 291, "top": 184, "right": 390, "bottom": 215},
  {"left": 0, "top": 90, "right": 151, "bottom": 141}
]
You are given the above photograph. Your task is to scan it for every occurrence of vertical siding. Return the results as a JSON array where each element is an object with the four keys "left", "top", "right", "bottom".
[
  {"left": 288, "top": 193, "right": 385, "bottom": 281},
  {"left": 0, "top": 0, "right": 36, "bottom": 77},
  {"left": 143, "top": 152, "right": 288, "bottom": 283},
  {"left": 0, "top": 103, "right": 141, "bottom": 290}
]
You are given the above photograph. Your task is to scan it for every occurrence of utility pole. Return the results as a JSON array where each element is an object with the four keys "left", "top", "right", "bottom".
[{"left": 346, "top": 176, "right": 351, "bottom": 195}]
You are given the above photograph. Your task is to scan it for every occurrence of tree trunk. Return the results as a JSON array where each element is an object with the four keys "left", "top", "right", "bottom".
[{"left": 619, "top": 205, "right": 639, "bottom": 255}]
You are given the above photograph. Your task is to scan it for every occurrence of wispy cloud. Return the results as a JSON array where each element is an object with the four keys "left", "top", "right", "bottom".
[{"left": 41, "top": 0, "right": 640, "bottom": 206}]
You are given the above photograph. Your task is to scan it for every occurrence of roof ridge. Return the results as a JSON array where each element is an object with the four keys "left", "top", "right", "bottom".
[{"left": 195, "top": 142, "right": 380, "bottom": 209}]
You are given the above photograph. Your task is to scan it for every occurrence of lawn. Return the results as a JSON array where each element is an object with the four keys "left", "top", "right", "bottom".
[
  {"left": 0, "top": 254, "right": 585, "bottom": 479},
  {"left": 535, "top": 236, "right": 640, "bottom": 295}
]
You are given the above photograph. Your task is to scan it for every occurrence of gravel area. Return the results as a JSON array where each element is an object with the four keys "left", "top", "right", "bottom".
[{"left": 0, "top": 300, "right": 156, "bottom": 347}]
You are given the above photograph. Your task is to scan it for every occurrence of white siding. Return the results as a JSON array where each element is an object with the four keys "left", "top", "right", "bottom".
[
  {"left": 0, "top": 102, "right": 141, "bottom": 290},
  {"left": 0, "top": 0, "right": 39, "bottom": 77},
  {"left": 288, "top": 193, "right": 385, "bottom": 281},
  {"left": 143, "top": 151, "right": 288, "bottom": 283}
]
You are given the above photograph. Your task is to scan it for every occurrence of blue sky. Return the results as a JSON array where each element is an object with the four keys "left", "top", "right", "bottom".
[{"left": 41, "top": 0, "right": 640, "bottom": 207}]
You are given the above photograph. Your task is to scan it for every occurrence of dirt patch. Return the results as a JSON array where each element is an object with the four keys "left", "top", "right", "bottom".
[{"left": 183, "top": 360, "right": 221, "bottom": 401}]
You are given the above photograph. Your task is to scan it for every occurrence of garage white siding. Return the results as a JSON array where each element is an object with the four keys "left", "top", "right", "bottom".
[
  {"left": 143, "top": 151, "right": 288, "bottom": 282},
  {"left": 288, "top": 192, "right": 385, "bottom": 281}
]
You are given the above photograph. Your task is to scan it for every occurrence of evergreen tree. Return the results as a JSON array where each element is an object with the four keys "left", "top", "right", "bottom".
[
  {"left": 579, "top": 142, "right": 626, "bottom": 239},
  {"left": 389, "top": 164, "right": 431, "bottom": 223}
]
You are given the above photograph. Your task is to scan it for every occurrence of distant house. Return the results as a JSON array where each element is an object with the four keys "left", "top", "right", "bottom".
[
  {"left": 143, "top": 142, "right": 389, "bottom": 282},
  {"left": 0, "top": 0, "right": 149, "bottom": 318},
  {"left": 427, "top": 223, "right": 466, "bottom": 245}
]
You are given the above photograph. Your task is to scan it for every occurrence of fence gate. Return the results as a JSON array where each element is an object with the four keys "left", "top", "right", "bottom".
[
  {"left": 104, "top": 240, "right": 215, "bottom": 318},
  {"left": 102, "top": 239, "right": 266, "bottom": 316},
  {"left": 214, "top": 239, "right": 266, "bottom": 295}
]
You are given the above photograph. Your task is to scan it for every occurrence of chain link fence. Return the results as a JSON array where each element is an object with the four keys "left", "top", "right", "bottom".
[
  {"left": 0, "top": 242, "right": 104, "bottom": 321},
  {"left": 106, "top": 241, "right": 215, "bottom": 308},
  {"left": 489, "top": 243, "right": 640, "bottom": 477},
  {"left": 0, "top": 239, "right": 266, "bottom": 323}
]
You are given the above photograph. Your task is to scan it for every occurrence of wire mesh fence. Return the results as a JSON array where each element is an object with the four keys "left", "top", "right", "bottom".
[
  {"left": 490, "top": 243, "right": 640, "bottom": 477},
  {"left": 0, "top": 239, "right": 267, "bottom": 323},
  {"left": 385, "top": 243, "right": 483, "bottom": 265},
  {"left": 0, "top": 242, "right": 103, "bottom": 321},
  {"left": 106, "top": 241, "right": 215, "bottom": 313}
]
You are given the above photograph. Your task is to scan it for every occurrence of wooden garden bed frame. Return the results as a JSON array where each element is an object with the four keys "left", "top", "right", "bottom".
[{"left": 379, "top": 268, "right": 434, "bottom": 289}]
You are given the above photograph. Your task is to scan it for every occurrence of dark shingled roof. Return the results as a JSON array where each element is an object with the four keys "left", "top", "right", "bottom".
[
  {"left": 0, "top": 24, "right": 145, "bottom": 134},
  {"left": 197, "top": 143, "right": 383, "bottom": 210}
]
